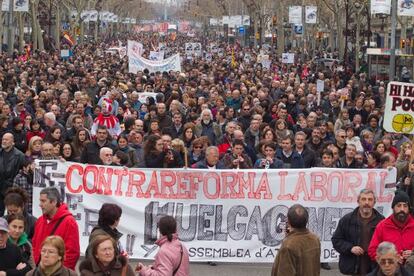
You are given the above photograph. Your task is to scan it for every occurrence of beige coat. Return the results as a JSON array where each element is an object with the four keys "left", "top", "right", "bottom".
[{"left": 272, "top": 228, "right": 321, "bottom": 276}]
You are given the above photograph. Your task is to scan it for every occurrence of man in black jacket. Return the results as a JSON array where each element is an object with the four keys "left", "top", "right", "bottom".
[
  {"left": 80, "top": 125, "right": 117, "bottom": 164},
  {"left": 294, "top": 131, "right": 318, "bottom": 168},
  {"left": 0, "top": 133, "right": 25, "bottom": 216},
  {"left": 332, "top": 189, "right": 384, "bottom": 275}
]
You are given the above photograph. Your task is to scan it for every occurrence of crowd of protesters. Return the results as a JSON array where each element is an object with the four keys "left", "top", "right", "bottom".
[{"left": 0, "top": 31, "right": 413, "bottom": 275}]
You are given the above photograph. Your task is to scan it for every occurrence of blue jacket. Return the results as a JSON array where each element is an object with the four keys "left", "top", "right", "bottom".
[
  {"left": 275, "top": 149, "right": 305, "bottom": 168},
  {"left": 191, "top": 159, "right": 226, "bottom": 169}
]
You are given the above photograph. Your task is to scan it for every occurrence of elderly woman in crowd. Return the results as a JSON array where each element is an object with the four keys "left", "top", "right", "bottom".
[
  {"left": 80, "top": 234, "right": 135, "bottom": 276},
  {"left": 27, "top": 236, "right": 77, "bottom": 276},
  {"left": 86, "top": 203, "right": 123, "bottom": 257},
  {"left": 367, "top": 241, "right": 413, "bottom": 276}
]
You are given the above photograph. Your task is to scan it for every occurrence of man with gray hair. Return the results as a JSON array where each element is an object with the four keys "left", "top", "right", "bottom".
[
  {"left": 99, "top": 147, "right": 114, "bottom": 165},
  {"left": 332, "top": 189, "right": 384, "bottom": 275},
  {"left": 43, "top": 111, "right": 65, "bottom": 134},
  {"left": 0, "top": 133, "right": 25, "bottom": 215},
  {"left": 32, "top": 187, "right": 80, "bottom": 270},
  {"left": 194, "top": 109, "right": 222, "bottom": 145},
  {"left": 192, "top": 146, "right": 225, "bottom": 169},
  {"left": 367, "top": 242, "right": 413, "bottom": 276}
]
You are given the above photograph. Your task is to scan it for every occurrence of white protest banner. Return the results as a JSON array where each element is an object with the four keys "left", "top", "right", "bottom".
[
  {"left": 257, "top": 54, "right": 271, "bottom": 69},
  {"left": 88, "top": 10, "right": 98, "bottom": 22},
  {"left": 1, "top": 0, "right": 9, "bottom": 11},
  {"left": 305, "top": 6, "right": 317, "bottom": 24},
  {"left": 371, "top": 0, "right": 392, "bottom": 15},
  {"left": 289, "top": 6, "right": 302, "bottom": 24},
  {"left": 14, "top": 0, "right": 29, "bottom": 12},
  {"left": 398, "top": 0, "right": 414, "bottom": 16},
  {"left": 80, "top": 10, "right": 90, "bottom": 22},
  {"left": 282, "top": 53, "right": 295, "bottom": 64},
  {"left": 193, "top": 43, "right": 202, "bottom": 56},
  {"left": 33, "top": 161, "right": 396, "bottom": 263},
  {"left": 118, "top": 47, "right": 127, "bottom": 59},
  {"left": 205, "top": 53, "right": 212, "bottom": 62},
  {"left": 127, "top": 40, "right": 143, "bottom": 58},
  {"left": 383, "top": 81, "right": 414, "bottom": 134},
  {"left": 158, "top": 43, "right": 166, "bottom": 51},
  {"left": 149, "top": 51, "right": 164, "bottom": 61},
  {"left": 210, "top": 18, "right": 221, "bottom": 26},
  {"left": 185, "top": 43, "right": 202, "bottom": 57},
  {"left": 138, "top": 92, "right": 157, "bottom": 103},
  {"left": 243, "top": 53, "right": 251, "bottom": 63},
  {"left": 129, "top": 54, "right": 181, "bottom": 74}
]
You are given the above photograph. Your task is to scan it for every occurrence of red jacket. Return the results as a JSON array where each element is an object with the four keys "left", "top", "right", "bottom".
[
  {"left": 368, "top": 214, "right": 414, "bottom": 260},
  {"left": 32, "top": 203, "right": 80, "bottom": 270}
]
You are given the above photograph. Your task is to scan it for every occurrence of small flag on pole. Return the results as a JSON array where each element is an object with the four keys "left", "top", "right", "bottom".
[{"left": 62, "top": 32, "right": 76, "bottom": 47}]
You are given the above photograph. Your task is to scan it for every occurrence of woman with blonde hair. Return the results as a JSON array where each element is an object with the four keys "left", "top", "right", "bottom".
[
  {"left": 25, "top": 136, "right": 43, "bottom": 161},
  {"left": 334, "top": 108, "right": 351, "bottom": 132},
  {"left": 27, "top": 236, "right": 77, "bottom": 276},
  {"left": 172, "top": 138, "right": 187, "bottom": 165}
]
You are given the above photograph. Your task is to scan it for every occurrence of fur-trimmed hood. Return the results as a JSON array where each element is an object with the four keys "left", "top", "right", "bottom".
[{"left": 79, "top": 255, "right": 128, "bottom": 273}]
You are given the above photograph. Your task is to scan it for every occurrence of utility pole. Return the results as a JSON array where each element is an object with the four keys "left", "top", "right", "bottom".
[
  {"left": 389, "top": 0, "right": 397, "bottom": 81},
  {"left": 7, "top": 0, "right": 14, "bottom": 55},
  {"left": 302, "top": 3, "right": 306, "bottom": 61}
]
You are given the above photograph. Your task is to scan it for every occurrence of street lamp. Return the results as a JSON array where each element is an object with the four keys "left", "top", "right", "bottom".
[
  {"left": 389, "top": 0, "right": 397, "bottom": 81},
  {"left": 354, "top": 1, "right": 364, "bottom": 73}
]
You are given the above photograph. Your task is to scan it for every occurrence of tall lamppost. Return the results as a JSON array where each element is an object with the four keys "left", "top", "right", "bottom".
[
  {"left": 389, "top": 0, "right": 397, "bottom": 81},
  {"left": 354, "top": 1, "right": 364, "bottom": 73}
]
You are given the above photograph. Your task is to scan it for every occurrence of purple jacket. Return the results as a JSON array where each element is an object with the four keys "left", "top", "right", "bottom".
[{"left": 140, "top": 234, "right": 190, "bottom": 276}]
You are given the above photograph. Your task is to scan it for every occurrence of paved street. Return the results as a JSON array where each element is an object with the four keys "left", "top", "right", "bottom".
[{"left": 134, "top": 261, "right": 342, "bottom": 275}]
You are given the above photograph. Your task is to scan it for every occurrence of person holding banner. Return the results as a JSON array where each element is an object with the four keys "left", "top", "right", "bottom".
[
  {"left": 222, "top": 140, "right": 253, "bottom": 169},
  {"left": 136, "top": 216, "right": 189, "bottom": 276},
  {"left": 254, "top": 141, "right": 283, "bottom": 169},
  {"left": 332, "top": 189, "right": 384, "bottom": 275}
]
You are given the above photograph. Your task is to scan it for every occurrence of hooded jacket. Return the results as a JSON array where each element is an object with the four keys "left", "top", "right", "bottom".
[
  {"left": 368, "top": 215, "right": 414, "bottom": 261},
  {"left": 9, "top": 232, "right": 35, "bottom": 268},
  {"left": 139, "top": 234, "right": 190, "bottom": 276},
  {"left": 79, "top": 255, "right": 135, "bottom": 276},
  {"left": 32, "top": 204, "right": 80, "bottom": 270}
]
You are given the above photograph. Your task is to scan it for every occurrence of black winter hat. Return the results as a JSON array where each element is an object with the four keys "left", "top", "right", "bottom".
[{"left": 392, "top": 190, "right": 411, "bottom": 208}]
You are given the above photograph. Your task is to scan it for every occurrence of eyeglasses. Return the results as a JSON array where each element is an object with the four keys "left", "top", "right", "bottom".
[
  {"left": 41, "top": 249, "right": 58, "bottom": 256},
  {"left": 379, "top": 259, "right": 396, "bottom": 265},
  {"left": 194, "top": 146, "right": 202, "bottom": 149},
  {"left": 104, "top": 154, "right": 113, "bottom": 157}
]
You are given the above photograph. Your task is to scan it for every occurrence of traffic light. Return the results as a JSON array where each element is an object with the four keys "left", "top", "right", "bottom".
[{"left": 401, "top": 39, "right": 406, "bottom": 49}]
